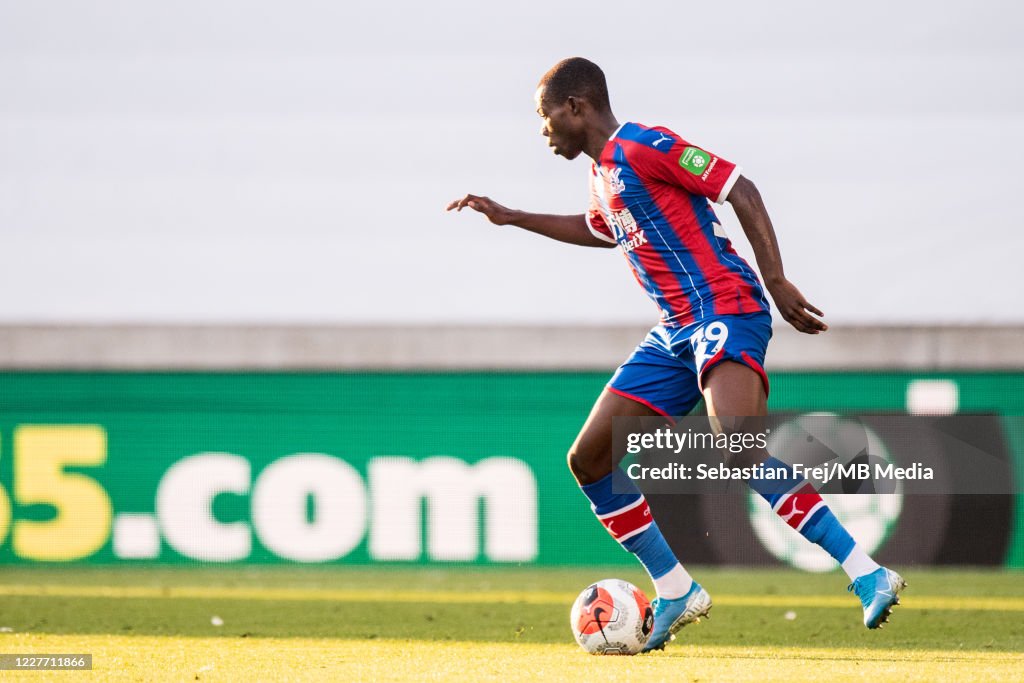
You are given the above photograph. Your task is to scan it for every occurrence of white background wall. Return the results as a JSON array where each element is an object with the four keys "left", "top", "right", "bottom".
[{"left": 1, "top": 1, "right": 1021, "bottom": 325}]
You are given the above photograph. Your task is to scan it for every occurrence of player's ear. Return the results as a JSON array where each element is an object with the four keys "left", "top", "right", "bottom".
[{"left": 567, "top": 95, "right": 582, "bottom": 116}]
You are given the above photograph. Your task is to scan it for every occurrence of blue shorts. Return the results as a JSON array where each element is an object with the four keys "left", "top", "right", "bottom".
[{"left": 607, "top": 312, "right": 772, "bottom": 417}]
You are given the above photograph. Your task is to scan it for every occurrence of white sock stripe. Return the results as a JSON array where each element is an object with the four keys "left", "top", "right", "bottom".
[
  {"left": 596, "top": 496, "right": 646, "bottom": 520},
  {"left": 794, "top": 500, "right": 826, "bottom": 532},
  {"left": 772, "top": 481, "right": 813, "bottom": 511},
  {"left": 615, "top": 522, "right": 653, "bottom": 543}
]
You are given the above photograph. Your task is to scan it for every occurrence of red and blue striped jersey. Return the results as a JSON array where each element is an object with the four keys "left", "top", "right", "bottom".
[{"left": 585, "top": 122, "right": 770, "bottom": 327}]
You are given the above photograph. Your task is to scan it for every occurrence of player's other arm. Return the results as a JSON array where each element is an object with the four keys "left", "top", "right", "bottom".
[
  {"left": 446, "top": 194, "right": 616, "bottom": 248},
  {"left": 726, "top": 176, "right": 828, "bottom": 334}
]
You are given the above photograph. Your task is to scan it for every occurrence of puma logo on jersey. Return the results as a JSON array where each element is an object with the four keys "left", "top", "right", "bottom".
[{"left": 647, "top": 131, "right": 676, "bottom": 152}]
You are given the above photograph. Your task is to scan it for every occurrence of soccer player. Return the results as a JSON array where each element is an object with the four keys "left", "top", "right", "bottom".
[{"left": 447, "top": 57, "right": 905, "bottom": 651}]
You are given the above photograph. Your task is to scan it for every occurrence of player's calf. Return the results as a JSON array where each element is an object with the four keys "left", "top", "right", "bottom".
[{"left": 578, "top": 468, "right": 697, "bottom": 608}]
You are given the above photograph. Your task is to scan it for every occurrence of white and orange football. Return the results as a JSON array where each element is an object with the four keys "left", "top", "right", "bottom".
[{"left": 570, "top": 579, "right": 654, "bottom": 655}]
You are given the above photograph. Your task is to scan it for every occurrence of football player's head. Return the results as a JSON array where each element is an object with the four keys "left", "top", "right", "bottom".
[{"left": 535, "top": 57, "right": 611, "bottom": 160}]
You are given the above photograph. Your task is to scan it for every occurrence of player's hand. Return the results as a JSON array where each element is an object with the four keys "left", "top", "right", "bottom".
[
  {"left": 766, "top": 278, "right": 828, "bottom": 334},
  {"left": 445, "top": 194, "right": 517, "bottom": 226}
]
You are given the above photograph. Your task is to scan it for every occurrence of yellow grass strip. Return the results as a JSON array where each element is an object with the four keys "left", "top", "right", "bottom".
[{"left": 1, "top": 635, "right": 1020, "bottom": 683}]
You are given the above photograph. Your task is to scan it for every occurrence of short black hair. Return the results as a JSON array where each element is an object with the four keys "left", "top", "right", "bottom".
[{"left": 538, "top": 57, "right": 611, "bottom": 112}]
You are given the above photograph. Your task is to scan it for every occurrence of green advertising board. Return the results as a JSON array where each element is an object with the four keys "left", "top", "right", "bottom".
[{"left": 0, "top": 372, "right": 1021, "bottom": 567}]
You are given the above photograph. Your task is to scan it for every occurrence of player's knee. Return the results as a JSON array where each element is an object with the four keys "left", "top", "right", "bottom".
[
  {"left": 566, "top": 448, "right": 587, "bottom": 482},
  {"left": 567, "top": 446, "right": 610, "bottom": 485}
]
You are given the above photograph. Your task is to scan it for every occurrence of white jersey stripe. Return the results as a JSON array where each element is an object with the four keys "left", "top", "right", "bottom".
[{"left": 795, "top": 501, "right": 826, "bottom": 532}]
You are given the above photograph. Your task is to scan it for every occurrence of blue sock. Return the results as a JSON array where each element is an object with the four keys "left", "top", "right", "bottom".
[
  {"left": 801, "top": 508, "right": 856, "bottom": 562},
  {"left": 580, "top": 469, "right": 679, "bottom": 581},
  {"left": 748, "top": 456, "right": 855, "bottom": 563}
]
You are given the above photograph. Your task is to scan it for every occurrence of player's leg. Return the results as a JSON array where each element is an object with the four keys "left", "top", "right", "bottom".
[
  {"left": 574, "top": 329, "right": 714, "bottom": 652},
  {"left": 700, "top": 343, "right": 905, "bottom": 628},
  {"left": 569, "top": 387, "right": 696, "bottom": 601},
  {"left": 569, "top": 387, "right": 711, "bottom": 652}
]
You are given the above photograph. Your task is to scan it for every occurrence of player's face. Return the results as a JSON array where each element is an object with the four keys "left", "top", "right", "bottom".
[{"left": 535, "top": 86, "right": 585, "bottom": 160}]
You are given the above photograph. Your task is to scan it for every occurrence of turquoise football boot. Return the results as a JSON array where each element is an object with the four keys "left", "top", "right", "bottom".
[
  {"left": 849, "top": 567, "right": 906, "bottom": 629},
  {"left": 641, "top": 581, "right": 712, "bottom": 652}
]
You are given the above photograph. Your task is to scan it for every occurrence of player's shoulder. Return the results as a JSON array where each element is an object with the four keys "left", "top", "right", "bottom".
[{"left": 614, "top": 122, "right": 686, "bottom": 156}]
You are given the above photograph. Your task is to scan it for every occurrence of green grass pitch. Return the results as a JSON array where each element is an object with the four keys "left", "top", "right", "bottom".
[{"left": 0, "top": 566, "right": 1021, "bottom": 681}]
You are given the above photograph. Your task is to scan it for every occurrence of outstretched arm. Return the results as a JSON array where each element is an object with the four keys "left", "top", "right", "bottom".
[
  {"left": 726, "top": 176, "right": 828, "bottom": 334},
  {"left": 446, "top": 194, "right": 616, "bottom": 249}
]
